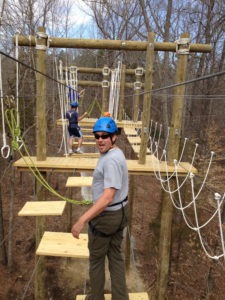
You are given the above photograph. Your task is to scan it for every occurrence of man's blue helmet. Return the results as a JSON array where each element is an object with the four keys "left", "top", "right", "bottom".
[
  {"left": 93, "top": 117, "right": 118, "bottom": 134},
  {"left": 71, "top": 101, "right": 78, "bottom": 108}
]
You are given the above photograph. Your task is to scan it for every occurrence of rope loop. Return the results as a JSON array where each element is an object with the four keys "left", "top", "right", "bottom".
[{"left": 1, "top": 144, "right": 10, "bottom": 158}]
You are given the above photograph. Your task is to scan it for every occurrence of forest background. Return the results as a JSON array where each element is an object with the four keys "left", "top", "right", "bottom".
[{"left": 0, "top": 0, "right": 225, "bottom": 299}]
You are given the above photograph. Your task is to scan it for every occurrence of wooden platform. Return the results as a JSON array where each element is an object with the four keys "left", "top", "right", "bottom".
[
  {"left": 76, "top": 292, "right": 149, "bottom": 300},
  {"left": 36, "top": 232, "right": 89, "bottom": 258},
  {"left": 18, "top": 201, "right": 67, "bottom": 216},
  {"left": 65, "top": 152, "right": 100, "bottom": 158},
  {"left": 13, "top": 155, "right": 197, "bottom": 176},
  {"left": 57, "top": 118, "right": 142, "bottom": 129},
  {"left": 132, "top": 145, "right": 150, "bottom": 154},
  {"left": 123, "top": 127, "right": 138, "bottom": 136},
  {"left": 66, "top": 176, "right": 93, "bottom": 187},
  {"left": 127, "top": 136, "right": 141, "bottom": 144}
]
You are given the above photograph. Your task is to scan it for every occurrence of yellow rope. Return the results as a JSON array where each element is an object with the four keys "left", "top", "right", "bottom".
[{"left": 5, "top": 108, "right": 92, "bottom": 205}]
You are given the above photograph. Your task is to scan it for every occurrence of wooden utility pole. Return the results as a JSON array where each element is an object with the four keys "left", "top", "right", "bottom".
[
  {"left": 34, "top": 26, "right": 48, "bottom": 300},
  {"left": 118, "top": 64, "right": 126, "bottom": 121},
  {"left": 139, "top": 32, "right": 154, "bottom": 164},
  {"left": 156, "top": 33, "right": 190, "bottom": 300}
]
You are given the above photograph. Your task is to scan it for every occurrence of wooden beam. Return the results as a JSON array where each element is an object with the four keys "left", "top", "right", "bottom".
[{"left": 14, "top": 35, "right": 212, "bottom": 53}]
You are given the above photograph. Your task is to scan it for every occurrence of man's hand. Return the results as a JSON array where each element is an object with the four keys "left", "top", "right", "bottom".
[{"left": 71, "top": 219, "right": 85, "bottom": 239}]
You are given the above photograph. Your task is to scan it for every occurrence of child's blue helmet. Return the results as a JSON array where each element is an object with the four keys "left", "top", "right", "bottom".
[
  {"left": 71, "top": 101, "right": 78, "bottom": 108},
  {"left": 93, "top": 117, "right": 118, "bottom": 134}
]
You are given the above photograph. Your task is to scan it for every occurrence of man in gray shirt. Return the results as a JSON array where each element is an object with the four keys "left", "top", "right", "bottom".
[{"left": 71, "top": 116, "right": 129, "bottom": 300}]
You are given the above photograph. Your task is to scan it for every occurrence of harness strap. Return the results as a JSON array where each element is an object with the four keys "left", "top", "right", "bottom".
[
  {"left": 108, "top": 196, "right": 128, "bottom": 207},
  {"left": 88, "top": 196, "right": 128, "bottom": 238}
]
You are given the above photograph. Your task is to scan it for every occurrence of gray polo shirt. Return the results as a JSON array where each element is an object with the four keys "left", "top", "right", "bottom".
[{"left": 92, "top": 147, "right": 128, "bottom": 211}]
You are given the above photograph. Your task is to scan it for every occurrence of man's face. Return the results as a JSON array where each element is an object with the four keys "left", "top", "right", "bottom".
[{"left": 94, "top": 132, "right": 116, "bottom": 153}]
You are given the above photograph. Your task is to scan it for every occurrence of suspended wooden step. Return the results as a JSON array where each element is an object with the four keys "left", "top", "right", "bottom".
[
  {"left": 123, "top": 127, "right": 138, "bottom": 136},
  {"left": 66, "top": 176, "right": 93, "bottom": 187},
  {"left": 127, "top": 136, "right": 141, "bottom": 144},
  {"left": 76, "top": 292, "right": 149, "bottom": 300},
  {"left": 36, "top": 231, "right": 89, "bottom": 258},
  {"left": 132, "top": 145, "right": 150, "bottom": 154},
  {"left": 14, "top": 156, "right": 198, "bottom": 176},
  {"left": 82, "top": 128, "right": 93, "bottom": 132},
  {"left": 73, "top": 141, "right": 96, "bottom": 146},
  {"left": 82, "top": 135, "right": 95, "bottom": 139},
  {"left": 18, "top": 201, "right": 67, "bottom": 216},
  {"left": 64, "top": 152, "right": 100, "bottom": 158}
]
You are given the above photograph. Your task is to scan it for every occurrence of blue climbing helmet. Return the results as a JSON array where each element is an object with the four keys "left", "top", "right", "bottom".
[
  {"left": 71, "top": 101, "right": 78, "bottom": 108},
  {"left": 93, "top": 117, "right": 118, "bottom": 134}
]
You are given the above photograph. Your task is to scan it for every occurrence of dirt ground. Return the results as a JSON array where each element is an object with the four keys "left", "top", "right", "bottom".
[{"left": 1, "top": 130, "right": 225, "bottom": 300}]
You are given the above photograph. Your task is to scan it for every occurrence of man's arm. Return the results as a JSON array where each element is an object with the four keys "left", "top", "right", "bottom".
[
  {"left": 71, "top": 187, "right": 116, "bottom": 238},
  {"left": 78, "top": 111, "right": 88, "bottom": 121}
]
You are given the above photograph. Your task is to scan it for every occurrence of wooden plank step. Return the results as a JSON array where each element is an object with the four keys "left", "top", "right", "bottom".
[
  {"left": 76, "top": 292, "right": 149, "bottom": 300},
  {"left": 66, "top": 176, "right": 93, "bottom": 187},
  {"left": 73, "top": 141, "right": 96, "bottom": 146},
  {"left": 18, "top": 201, "right": 67, "bottom": 216},
  {"left": 36, "top": 232, "right": 89, "bottom": 258},
  {"left": 127, "top": 136, "right": 141, "bottom": 144},
  {"left": 69, "top": 153, "right": 100, "bottom": 158},
  {"left": 82, "top": 128, "right": 93, "bottom": 132},
  {"left": 123, "top": 127, "right": 138, "bottom": 136},
  {"left": 82, "top": 135, "right": 94, "bottom": 139},
  {"left": 132, "top": 145, "right": 150, "bottom": 154}
]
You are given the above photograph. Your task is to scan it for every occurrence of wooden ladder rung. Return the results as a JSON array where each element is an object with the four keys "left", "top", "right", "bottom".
[
  {"left": 66, "top": 176, "right": 93, "bottom": 187},
  {"left": 76, "top": 292, "right": 149, "bottom": 300},
  {"left": 18, "top": 201, "right": 67, "bottom": 216},
  {"left": 36, "top": 232, "right": 89, "bottom": 258}
]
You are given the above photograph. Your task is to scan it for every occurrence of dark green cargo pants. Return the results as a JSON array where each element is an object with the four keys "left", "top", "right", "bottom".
[{"left": 87, "top": 204, "right": 129, "bottom": 300}]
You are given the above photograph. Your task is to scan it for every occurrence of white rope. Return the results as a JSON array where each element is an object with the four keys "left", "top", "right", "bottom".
[
  {"left": 108, "top": 61, "right": 122, "bottom": 120},
  {"left": 55, "top": 59, "right": 68, "bottom": 155},
  {"left": 0, "top": 54, "right": 10, "bottom": 158}
]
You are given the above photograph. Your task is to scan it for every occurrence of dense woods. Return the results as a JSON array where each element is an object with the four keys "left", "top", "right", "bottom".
[{"left": 0, "top": 0, "right": 225, "bottom": 299}]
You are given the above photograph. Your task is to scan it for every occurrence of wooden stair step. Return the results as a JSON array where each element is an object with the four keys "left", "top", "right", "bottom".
[
  {"left": 132, "top": 145, "right": 150, "bottom": 154},
  {"left": 73, "top": 141, "right": 96, "bottom": 146},
  {"left": 66, "top": 176, "right": 93, "bottom": 187},
  {"left": 76, "top": 292, "right": 149, "bottom": 300},
  {"left": 123, "top": 127, "right": 138, "bottom": 136},
  {"left": 127, "top": 136, "right": 141, "bottom": 144},
  {"left": 18, "top": 201, "right": 67, "bottom": 216},
  {"left": 36, "top": 232, "right": 89, "bottom": 258}
]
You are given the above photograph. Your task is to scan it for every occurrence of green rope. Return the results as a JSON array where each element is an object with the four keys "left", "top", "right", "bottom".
[
  {"left": 5, "top": 108, "right": 92, "bottom": 206},
  {"left": 86, "top": 98, "right": 104, "bottom": 116}
]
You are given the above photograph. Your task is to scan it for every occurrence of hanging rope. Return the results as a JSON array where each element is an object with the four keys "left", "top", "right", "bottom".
[
  {"left": 0, "top": 54, "right": 10, "bottom": 158},
  {"left": 5, "top": 107, "right": 92, "bottom": 205}
]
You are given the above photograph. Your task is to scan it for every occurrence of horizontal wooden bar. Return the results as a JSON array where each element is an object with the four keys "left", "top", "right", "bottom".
[{"left": 14, "top": 35, "right": 212, "bottom": 53}]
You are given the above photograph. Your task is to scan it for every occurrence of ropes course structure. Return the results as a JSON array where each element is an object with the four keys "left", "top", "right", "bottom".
[{"left": 146, "top": 119, "right": 225, "bottom": 260}]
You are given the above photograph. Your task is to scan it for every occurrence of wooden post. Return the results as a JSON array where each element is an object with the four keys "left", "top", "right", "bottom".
[
  {"left": 118, "top": 64, "right": 126, "bottom": 121},
  {"left": 133, "top": 67, "right": 143, "bottom": 121},
  {"left": 34, "top": 26, "right": 48, "bottom": 300},
  {"left": 102, "top": 65, "right": 110, "bottom": 113},
  {"left": 138, "top": 32, "right": 154, "bottom": 164},
  {"left": 156, "top": 33, "right": 190, "bottom": 300}
]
